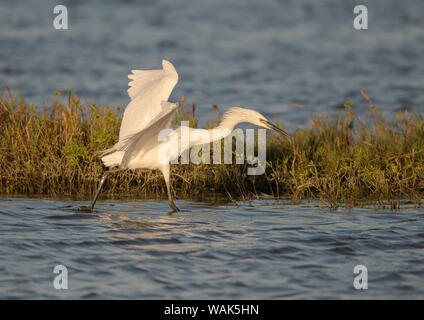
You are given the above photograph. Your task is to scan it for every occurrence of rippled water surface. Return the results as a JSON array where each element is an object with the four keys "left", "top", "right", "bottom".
[
  {"left": 1, "top": 197, "right": 424, "bottom": 299},
  {"left": 1, "top": 0, "right": 424, "bottom": 128}
]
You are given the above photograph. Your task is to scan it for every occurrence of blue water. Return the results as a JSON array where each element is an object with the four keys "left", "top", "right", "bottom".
[
  {"left": 0, "top": 197, "right": 424, "bottom": 299},
  {"left": 1, "top": 0, "right": 423, "bottom": 129}
]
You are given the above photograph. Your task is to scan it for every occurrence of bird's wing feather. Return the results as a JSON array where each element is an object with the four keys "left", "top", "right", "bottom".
[
  {"left": 119, "top": 60, "right": 178, "bottom": 140},
  {"left": 119, "top": 101, "right": 179, "bottom": 168}
]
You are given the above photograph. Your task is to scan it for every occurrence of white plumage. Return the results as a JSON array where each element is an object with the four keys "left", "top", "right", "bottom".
[
  {"left": 78, "top": 60, "right": 289, "bottom": 213},
  {"left": 100, "top": 60, "right": 178, "bottom": 168}
]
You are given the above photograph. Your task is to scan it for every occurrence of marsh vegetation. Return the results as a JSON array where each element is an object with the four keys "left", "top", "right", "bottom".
[{"left": 1, "top": 86, "right": 423, "bottom": 208}]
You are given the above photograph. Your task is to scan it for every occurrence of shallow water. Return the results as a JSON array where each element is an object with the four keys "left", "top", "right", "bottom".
[
  {"left": 1, "top": 197, "right": 423, "bottom": 299},
  {"left": 1, "top": 0, "right": 424, "bottom": 129}
]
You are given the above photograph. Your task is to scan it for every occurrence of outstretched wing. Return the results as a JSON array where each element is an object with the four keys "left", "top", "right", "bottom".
[
  {"left": 119, "top": 59, "right": 178, "bottom": 140},
  {"left": 118, "top": 101, "right": 179, "bottom": 168},
  {"left": 97, "top": 101, "right": 178, "bottom": 159}
]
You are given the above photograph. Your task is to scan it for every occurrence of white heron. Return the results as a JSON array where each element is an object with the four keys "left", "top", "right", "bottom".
[{"left": 77, "top": 60, "right": 289, "bottom": 213}]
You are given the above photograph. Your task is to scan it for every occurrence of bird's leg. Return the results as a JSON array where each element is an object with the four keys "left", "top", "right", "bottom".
[
  {"left": 167, "top": 182, "right": 180, "bottom": 213},
  {"left": 77, "top": 170, "right": 113, "bottom": 212},
  {"left": 162, "top": 165, "right": 180, "bottom": 213}
]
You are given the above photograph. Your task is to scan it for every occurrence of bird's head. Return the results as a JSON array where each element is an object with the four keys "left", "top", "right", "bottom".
[{"left": 225, "top": 107, "right": 290, "bottom": 139}]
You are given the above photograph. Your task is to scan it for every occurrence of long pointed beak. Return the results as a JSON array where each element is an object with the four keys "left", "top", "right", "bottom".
[{"left": 261, "top": 119, "right": 290, "bottom": 139}]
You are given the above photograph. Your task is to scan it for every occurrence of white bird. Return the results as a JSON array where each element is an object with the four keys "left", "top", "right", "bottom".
[{"left": 78, "top": 60, "right": 289, "bottom": 213}]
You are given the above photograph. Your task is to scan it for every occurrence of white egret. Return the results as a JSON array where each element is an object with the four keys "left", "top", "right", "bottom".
[{"left": 77, "top": 60, "right": 289, "bottom": 213}]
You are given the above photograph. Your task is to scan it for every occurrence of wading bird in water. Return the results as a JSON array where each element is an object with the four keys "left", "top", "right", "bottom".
[{"left": 77, "top": 60, "right": 289, "bottom": 213}]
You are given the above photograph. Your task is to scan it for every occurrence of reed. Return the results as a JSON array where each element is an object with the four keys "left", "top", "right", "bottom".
[{"left": 1, "top": 86, "right": 423, "bottom": 208}]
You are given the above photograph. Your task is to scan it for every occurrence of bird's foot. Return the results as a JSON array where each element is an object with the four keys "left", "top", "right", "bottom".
[
  {"left": 168, "top": 201, "right": 180, "bottom": 214},
  {"left": 76, "top": 206, "right": 93, "bottom": 212}
]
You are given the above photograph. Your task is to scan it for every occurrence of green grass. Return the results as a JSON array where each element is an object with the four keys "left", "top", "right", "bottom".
[{"left": 1, "top": 86, "right": 423, "bottom": 208}]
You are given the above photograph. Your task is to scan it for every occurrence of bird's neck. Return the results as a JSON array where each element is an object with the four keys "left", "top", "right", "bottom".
[{"left": 208, "top": 116, "right": 240, "bottom": 142}]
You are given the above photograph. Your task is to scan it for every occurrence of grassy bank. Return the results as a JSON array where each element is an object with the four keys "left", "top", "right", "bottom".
[{"left": 1, "top": 86, "right": 423, "bottom": 208}]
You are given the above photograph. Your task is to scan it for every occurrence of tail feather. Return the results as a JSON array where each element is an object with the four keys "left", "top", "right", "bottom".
[{"left": 101, "top": 151, "right": 124, "bottom": 168}]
